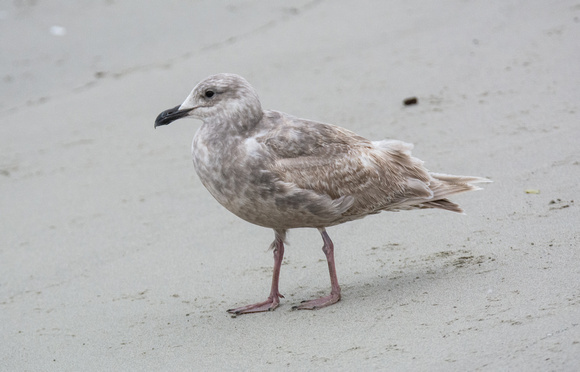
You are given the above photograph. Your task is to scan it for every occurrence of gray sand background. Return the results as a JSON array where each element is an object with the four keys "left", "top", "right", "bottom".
[{"left": 1, "top": 1, "right": 579, "bottom": 370}]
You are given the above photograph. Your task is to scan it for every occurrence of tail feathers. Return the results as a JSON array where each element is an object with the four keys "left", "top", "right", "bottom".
[
  {"left": 420, "top": 173, "right": 491, "bottom": 213},
  {"left": 421, "top": 198, "right": 464, "bottom": 213},
  {"left": 430, "top": 173, "right": 492, "bottom": 187}
]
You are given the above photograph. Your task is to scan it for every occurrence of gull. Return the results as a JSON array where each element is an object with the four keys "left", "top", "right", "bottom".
[{"left": 155, "top": 73, "right": 490, "bottom": 315}]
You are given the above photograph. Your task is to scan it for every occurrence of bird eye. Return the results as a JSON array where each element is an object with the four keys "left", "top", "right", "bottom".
[{"left": 204, "top": 90, "right": 215, "bottom": 98}]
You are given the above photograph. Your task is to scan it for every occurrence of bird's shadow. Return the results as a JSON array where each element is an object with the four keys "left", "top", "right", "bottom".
[{"left": 287, "top": 248, "right": 495, "bottom": 312}]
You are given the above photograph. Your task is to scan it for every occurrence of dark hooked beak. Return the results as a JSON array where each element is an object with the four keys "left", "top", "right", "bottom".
[{"left": 154, "top": 105, "right": 194, "bottom": 128}]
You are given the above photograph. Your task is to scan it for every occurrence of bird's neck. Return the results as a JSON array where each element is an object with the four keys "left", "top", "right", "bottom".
[{"left": 210, "top": 109, "right": 264, "bottom": 135}]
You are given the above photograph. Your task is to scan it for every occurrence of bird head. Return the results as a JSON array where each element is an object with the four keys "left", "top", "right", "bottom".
[{"left": 154, "top": 73, "right": 263, "bottom": 130}]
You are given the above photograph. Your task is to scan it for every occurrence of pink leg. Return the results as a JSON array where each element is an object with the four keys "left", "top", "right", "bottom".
[
  {"left": 293, "top": 228, "right": 341, "bottom": 310},
  {"left": 227, "top": 230, "right": 286, "bottom": 315}
]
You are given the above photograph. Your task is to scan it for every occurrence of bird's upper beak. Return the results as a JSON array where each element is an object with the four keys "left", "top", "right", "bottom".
[{"left": 154, "top": 105, "right": 195, "bottom": 128}]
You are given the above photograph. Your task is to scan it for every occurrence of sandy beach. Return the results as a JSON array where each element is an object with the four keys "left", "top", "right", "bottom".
[{"left": 1, "top": 1, "right": 579, "bottom": 370}]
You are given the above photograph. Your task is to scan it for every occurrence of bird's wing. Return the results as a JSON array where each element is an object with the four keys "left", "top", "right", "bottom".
[{"left": 259, "top": 113, "right": 434, "bottom": 215}]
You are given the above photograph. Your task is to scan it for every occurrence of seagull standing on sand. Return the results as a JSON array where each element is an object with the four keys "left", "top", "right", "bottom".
[{"left": 155, "top": 73, "right": 489, "bottom": 315}]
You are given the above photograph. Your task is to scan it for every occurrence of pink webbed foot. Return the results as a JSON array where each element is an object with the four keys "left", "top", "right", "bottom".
[
  {"left": 292, "top": 228, "right": 342, "bottom": 311},
  {"left": 292, "top": 292, "right": 341, "bottom": 310},
  {"left": 227, "top": 293, "right": 284, "bottom": 315},
  {"left": 227, "top": 230, "right": 286, "bottom": 316}
]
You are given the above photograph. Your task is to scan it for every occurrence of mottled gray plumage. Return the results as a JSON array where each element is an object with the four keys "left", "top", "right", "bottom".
[{"left": 155, "top": 73, "right": 490, "bottom": 314}]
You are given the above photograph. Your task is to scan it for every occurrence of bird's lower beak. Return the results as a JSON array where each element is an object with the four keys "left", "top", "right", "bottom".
[{"left": 154, "top": 105, "right": 194, "bottom": 128}]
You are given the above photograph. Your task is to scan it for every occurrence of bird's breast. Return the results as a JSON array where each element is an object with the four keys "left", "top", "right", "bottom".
[{"left": 192, "top": 130, "right": 271, "bottom": 214}]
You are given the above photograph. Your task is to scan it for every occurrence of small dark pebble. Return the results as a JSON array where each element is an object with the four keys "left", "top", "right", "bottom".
[{"left": 403, "top": 97, "right": 418, "bottom": 106}]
